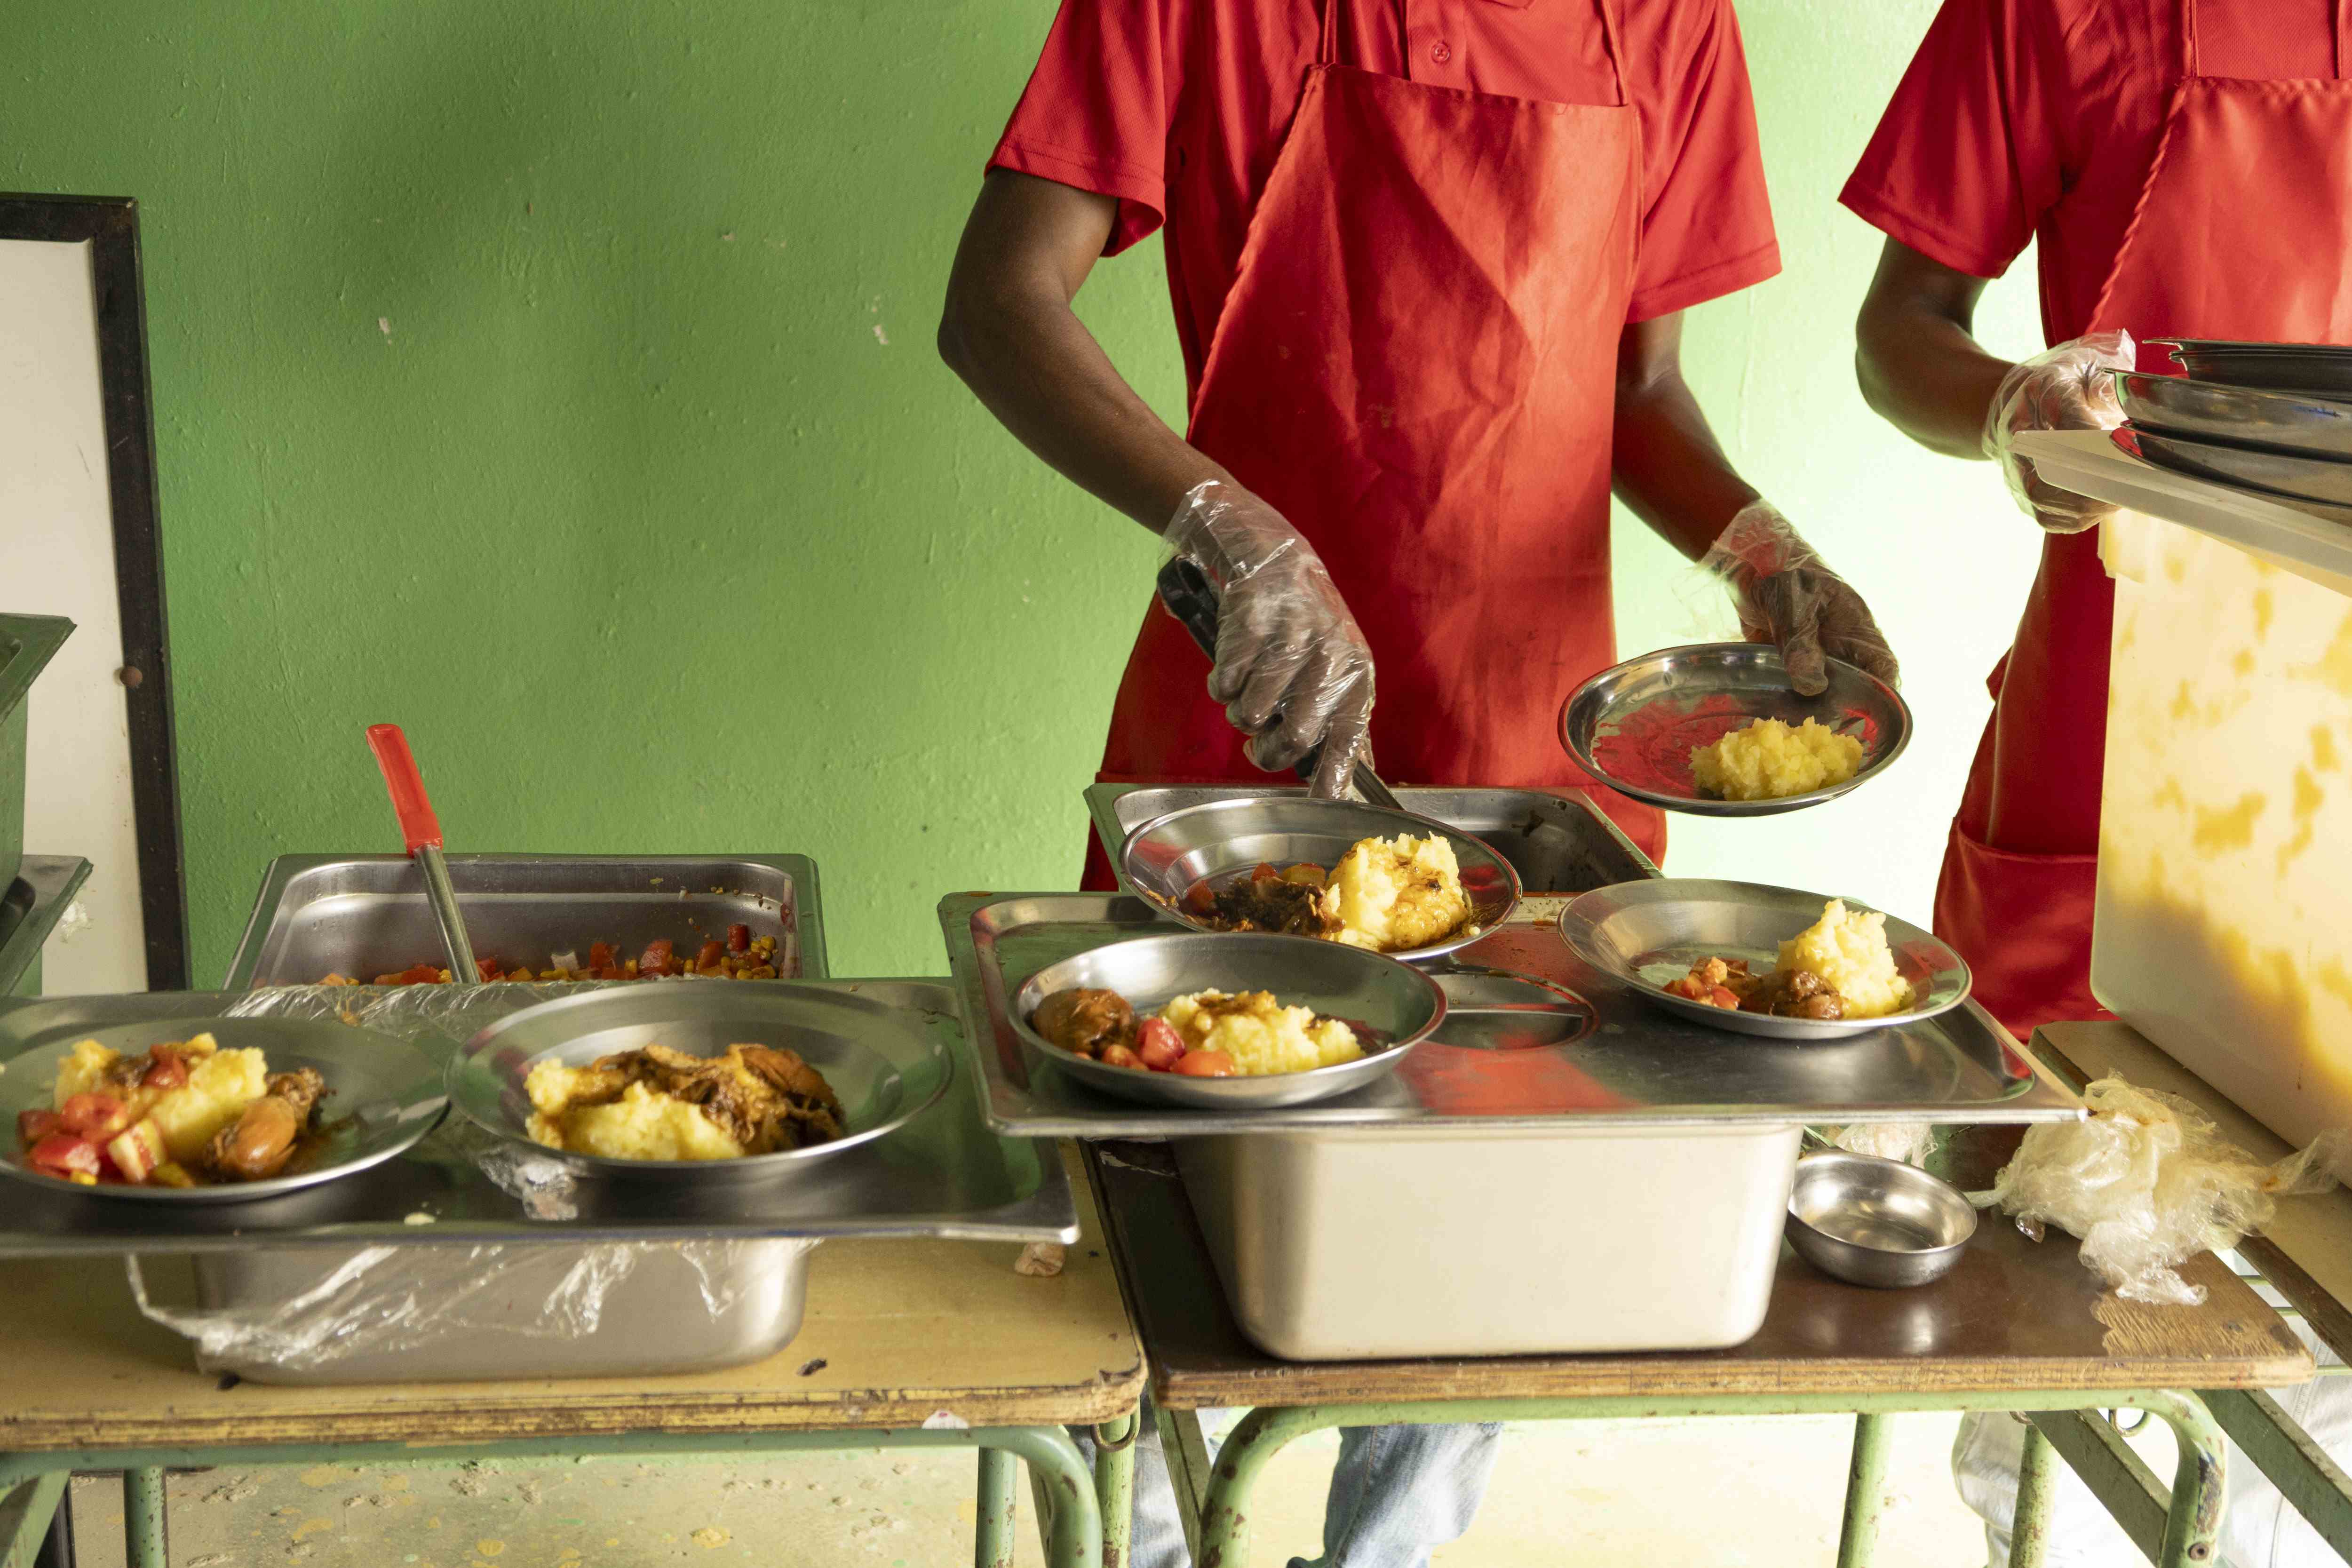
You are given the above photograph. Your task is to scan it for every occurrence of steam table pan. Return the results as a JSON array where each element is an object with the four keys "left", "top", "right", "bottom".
[{"left": 222, "top": 852, "right": 829, "bottom": 987}]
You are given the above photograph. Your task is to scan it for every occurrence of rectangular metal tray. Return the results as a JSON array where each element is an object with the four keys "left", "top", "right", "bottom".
[
  {"left": 1087, "top": 783, "right": 1656, "bottom": 893},
  {"left": 0, "top": 614, "right": 74, "bottom": 892},
  {"left": 1, "top": 855, "right": 93, "bottom": 997},
  {"left": 941, "top": 892, "right": 2081, "bottom": 1136},
  {"left": 0, "top": 981, "right": 1076, "bottom": 1255},
  {"left": 223, "top": 853, "right": 829, "bottom": 987}
]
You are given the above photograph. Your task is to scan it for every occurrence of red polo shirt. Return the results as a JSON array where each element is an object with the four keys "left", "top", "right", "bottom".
[{"left": 990, "top": 0, "right": 1783, "bottom": 405}]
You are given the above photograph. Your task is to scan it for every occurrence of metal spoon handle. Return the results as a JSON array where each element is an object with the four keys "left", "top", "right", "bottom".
[
  {"left": 365, "top": 723, "right": 477, "bottom": 983},
  {"left": 1154, "top": 558, "right": 1400, "bottom": 810}
]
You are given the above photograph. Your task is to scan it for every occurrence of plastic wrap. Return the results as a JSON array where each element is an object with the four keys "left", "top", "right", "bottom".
[
  {"left": 1814, "top": 1122, "right": 1937, "bottom": 1167},
  {"left": 1979, "top": 1075, "right": 2351, "bottom": 1305},
  {"left": 127, "top": 1237, "right": 810, "bottom": 1375}
]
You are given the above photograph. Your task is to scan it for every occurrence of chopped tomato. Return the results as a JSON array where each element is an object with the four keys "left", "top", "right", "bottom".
[
  {"left": 588, "top": 941, "right": 618, "bottom": 970},
  {"left": 139, "top": 1048, "right": 189, "bottom": 1090},
  {"left": 58, "top": 1094, "right": 130, "bottom": 1140},
  {"left": 16, "top": 1108, "right": 62, "bottom": 1144},
  {"left": 475, "top": 956, "right": 506, "bottom": 983},
  {"left": 1249, "top": 862, "right": 1280, "bottom": 883},
  {"left": 639, "top": 939, "right": 677, "bottom": 977},
  {"left": 695, "top": 939, "right": 726, "bottom": 972},
  {"left": 1098, "top": 1043, "right": 1146, "bottom": 1070},
  {"left": 106, "top": 1119, "right": 167, "bottom": 1183},
  {"left": 28, "top": 1133, "right": 102, "bottom": 1177},
  {"left": 727, "top": 923, "right": 751, "bottom": 953},
  {"left": 1135, "top": 1019, "right": 1184, "bottom": 1072},
  {"left": 376, "top": 963, "right": 445, "bottom": 986},
  {"left": 1183, "top": 884, "right": 1217, "bottom": 916},
  {"left": 590, "top": 965, "right": 624, "bottom": 980},
  {"left": 1171, "top": 1051, "right": 1237, "bottom": 1078},
  {"left": 1708, "top": 987, "right": 1741, "bottom": 1010}
]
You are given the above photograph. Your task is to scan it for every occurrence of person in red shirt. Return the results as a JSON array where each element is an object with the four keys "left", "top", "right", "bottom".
[
  {"left": 1847, "top": 1, "right": 2352, "bottom": 1562},
  {"left": 940, "top": 3, "right": 1896, "bottom": 1561}
]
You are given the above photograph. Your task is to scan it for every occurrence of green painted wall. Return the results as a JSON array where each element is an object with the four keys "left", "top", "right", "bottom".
[{"left": 4, "top": 0, "right": 2050, "bottom": 981}]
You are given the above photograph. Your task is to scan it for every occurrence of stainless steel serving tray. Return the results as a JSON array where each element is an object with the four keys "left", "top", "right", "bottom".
[
  {"left": 1087, "top": 784, "right": 1657, "bottom": 894},
  {"left": 940, "top": 891, "right": 2081, "bottom": 1137},
  {"left": 0, "top": 983, "right": 1075, "bottom": 1255},
  {"left": 0, "top": 855, "right": 93, "bottom": 997},
  {"left": 223, "top": 853, "right": 829, "bottom": 987}
]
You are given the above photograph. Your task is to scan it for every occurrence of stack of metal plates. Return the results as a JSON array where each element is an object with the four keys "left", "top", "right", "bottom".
[{"left": 2119, "top": 341, "right": 2352, "bottom": 511}]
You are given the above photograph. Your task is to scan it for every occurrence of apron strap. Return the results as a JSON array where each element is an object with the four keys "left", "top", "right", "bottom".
[
  {"left": 2181, "top": 0, "right": 2201, "bottom": 80},
  {"left": 1593, "top": 0, "right": 1630, "bottom": 107},
  {"left": 1316, "top": 0, "right": 1339, "bottom": 68}
]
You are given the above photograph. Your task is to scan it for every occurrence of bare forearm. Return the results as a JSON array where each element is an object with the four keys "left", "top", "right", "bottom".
[
  {"left": 1611, "top": 325, "right": 1758, "bottom": 561},
  {"left": 1853, "top": 239, "right": 2012, "bottom": 461},
  {"left": 939, "top": 174, "right": 1225, "bottom": 534}
]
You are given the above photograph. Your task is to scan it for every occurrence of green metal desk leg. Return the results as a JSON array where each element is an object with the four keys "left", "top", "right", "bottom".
[
  {"left": 988, "top": 1427, "right": 1104, "bottom": 1568},
  {"left": 123, "top": 1469, "right": 165, "bottom": 1568},
  {"left": 2032, "top": 1392, "right": 2228, "bottom": 1567},
  {"left": 1, "top": 1473, "right": 67, "bottom": 1568},
  {"left": 2204, "top": 1388, "right": 2352, "bottom": 1557},
  {"left": 2013, "top": 1420, "right": 2061, "bottom": 1568},
  {"left": 976, "top": 1447, "right": 1019, "bottom": 1568},
  {"left": 1836, "top": 1413, "right": 1893, "bottom": 1568},
  {"left": 1200, "top": 1407, "right": 1333, "bottom": 1568},
  {"left": 1094, "top": 1413, "right": 1138, "bottom": 1568}
]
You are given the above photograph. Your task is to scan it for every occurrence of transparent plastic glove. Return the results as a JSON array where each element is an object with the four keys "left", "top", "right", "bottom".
[
  {"left": 1982, "top": 331, "right": 2136, "bottom": 535},
  {"left": 1700, "top": 501, "right": 1900, "bottom": 698},
  {"left": 1163, "top": 479, "right": 1375, "bottom": 798}
]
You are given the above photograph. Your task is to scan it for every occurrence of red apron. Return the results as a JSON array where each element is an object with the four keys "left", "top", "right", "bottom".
[
  {"left": 1933, "top": 0, "right": 2352, "bottom": 1040},
  {"left": 1079, "top": 0, "right": 1661, "bottom": 890}
]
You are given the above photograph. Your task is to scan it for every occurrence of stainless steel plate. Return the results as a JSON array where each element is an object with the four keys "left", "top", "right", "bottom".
[
  {"left": 2114, "top": 424, "right": 2352, "bottom": 509},
  {"left": 1011, "top": 932, "right": 1446, "bottom": 1109},
  {"left": 1118, "top": 797, "right": 1520, "bottom": 962},
  {"left": 1560, "top": 644, "right": 1910, "bottom": 817},
  {"left": 2115, "top": 372, "right": 2352, "bottom": 461},
  {"left": 224, "top": 854, "right": 827, "bottom": 987},
  {"left": 2152, "top": 339, "right": 2352, "bottom": 397},
  {"left": 0, "top": 1016, "right": 445, "bottom": 1203},
  {"left": 450, "top": 984, "right": 954, "bottom": 1182},
  {"left": 1559, "top": 880, "right": 1971, "bottom": 1041}
]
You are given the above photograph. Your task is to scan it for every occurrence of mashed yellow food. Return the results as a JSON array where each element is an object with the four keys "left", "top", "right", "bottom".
[
  {"left": 1160, "top": 990, "right": 1361, "bottom": 1076},
  {"left": 53, "top": 1033, "right": 269, "bottom": 1162},
  {"left": 1778, "top": 900, "right": 1913, "bottom": 1019},
  {"left": 524, "top": 1065, "right": 746, "bottom": 1161},
  {"left": 1691, "top": 718, "right": 1862, "bottom": 802},
  {"left": 1326, "top": 834, "right": 1471, "bottom": 952}
]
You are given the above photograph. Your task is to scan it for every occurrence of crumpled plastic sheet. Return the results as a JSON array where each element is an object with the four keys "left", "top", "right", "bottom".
[
  {"left": 1813, "top": 1122, "right": 1937, "bottom": 1167},
  {"left": 126, "top": 1237, "right": 806, "bottom": 1374},
  {"left": 1978, "top": 1075, "right": 2352, "bottom": 1305}
]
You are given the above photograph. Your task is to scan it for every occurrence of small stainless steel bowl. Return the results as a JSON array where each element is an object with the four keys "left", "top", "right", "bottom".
[
  {"left": 1785, "top": 1151, "right": 1977, "bottom": 1289},
  {"left": 1117, "top": 796, "right": 1519, "bottom": 963},
  {"left": 1013, "top": 931, "right": 1446, "bottom": 1109}
]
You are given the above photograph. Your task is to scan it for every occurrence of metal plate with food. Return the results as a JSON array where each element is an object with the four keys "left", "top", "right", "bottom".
[
  {"left": 0, "top": 1015, "right": 445, "bottom": 1202},
  {"left": 1558, "top": 879, "right": 1971, "bottom": 1041},
  {"left": 2113, "top": 424, "right": 2352, "bottom": 509},
  {"left": 2150, "top": 338, "right": 2352, "bottom": 397},
  {"left": 1559, "top": 644, "right": 1910, "bottom": 817},
  {"left": 1012, "top": 931, "right": 1446, "bottom": 1109},
  {"left": 223, "top": 853, "right": 828, "bottom": 987},
  {"left": 1117, "top": 796, "right": 1520, "bottom": 962},
  {"left": 2114, "top": 372, "right": 2352, "bottom": 461},
  {"left": 448, "top": 983, "right": 954, "bottom": 1182},
  {"left": 944, "top": 891, "right": 2072, "bottom": 1138}
]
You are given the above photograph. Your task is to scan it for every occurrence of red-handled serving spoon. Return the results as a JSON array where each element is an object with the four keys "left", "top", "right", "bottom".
[{"left": 365, "top": 723, "right": 478, "bottom": 983}]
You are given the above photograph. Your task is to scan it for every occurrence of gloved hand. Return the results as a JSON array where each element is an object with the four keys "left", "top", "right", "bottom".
[
  {"left": 1982, "top": 331, "right": 2136, "bottom": 534},
  {"left": 1163, "top": 479, "right": 1375, "bottom": 799},
  {"left": 1701, "top": 501, "right": 1900, "bottom": 697}
]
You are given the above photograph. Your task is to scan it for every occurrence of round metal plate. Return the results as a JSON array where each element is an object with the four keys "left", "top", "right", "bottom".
[
  {"left": 2113, "top": 424, "right": 2352, "bottom": 512},
  {"left": 2114, "top": 372, "right": 2352, "bottom": 461},
  {"left": 1559, "top": 644, "right": 1911, "bottom": 817},
  {"left": 1012, "top": 932, "right": 1447, "bottom": 1109},
  {"left": 0, "top": 1016, "right": 446, "bottom": 1203},
  {"left": 450, "top": 985, "right": 954, "bottom": 1182},
  {"left": 1118, "top": 796, "right": 1520, "bottom": 963},
  {"left": 1558, "top": 879, "right": 1971, "bottom": 1041},
  {"left": 2150, "top": 338, "right": 2352, "bottom": 398}
]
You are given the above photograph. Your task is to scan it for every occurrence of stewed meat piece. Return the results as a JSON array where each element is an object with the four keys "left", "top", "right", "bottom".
[{"left": 1030, "top": 988, "right": 1136, "bottom": 1058}]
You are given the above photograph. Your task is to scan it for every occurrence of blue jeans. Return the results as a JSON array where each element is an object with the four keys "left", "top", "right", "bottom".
[{"left": 1072, "top": 1398, "right": 1502, "bottom": 1568}]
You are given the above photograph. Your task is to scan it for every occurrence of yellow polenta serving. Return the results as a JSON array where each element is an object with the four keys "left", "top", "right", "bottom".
[
  {"left": 1778, "top": 900, "right": 1913, "bottom": 1019},
  {"left": 1690, "top": 718, "right": 1862, "bottom": 802},
  {"left": 1159, "top": 991, "right": 1362, "bottom": 1077},
  {"left": 1326, "top": 834, "right": 1472, "bottom": 951}
]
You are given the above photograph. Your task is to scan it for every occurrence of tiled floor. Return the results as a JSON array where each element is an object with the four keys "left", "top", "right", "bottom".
[{"left": 56, "top": 1411, "right": 1991, "bottom": 1568}]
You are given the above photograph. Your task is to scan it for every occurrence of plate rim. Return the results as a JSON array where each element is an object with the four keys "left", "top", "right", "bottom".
[{"left": 1559, "top": 642, "right": 1913, "bottom": 817}]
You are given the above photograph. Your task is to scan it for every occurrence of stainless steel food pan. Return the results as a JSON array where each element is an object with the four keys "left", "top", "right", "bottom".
[
  {"left": 1175, "top": 1121, "right": 1801, "bottom": 1358},
  {"left": 225, "top": 854, "right": 827, "bottom": 987},
  {"left": 173, "top": 1238, "right": 812, "bottom": 1384},
  {"left": 2118, "top": 424, "right": 2352, "bottom": 507},
  {"left": 1088, "top": 784, "right": 1655, "bottom": 894},
  {"left": 2115, "top": 372, "right": 2352, "bottom": 460},
  {"left": 0, "top": 615, "right": 73, "bottom": 892},
  {"left": 0, "top": 856, "right": 92, "bottom": 998}
]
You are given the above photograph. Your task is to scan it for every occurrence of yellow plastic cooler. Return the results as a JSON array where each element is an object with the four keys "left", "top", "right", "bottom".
[{"left": 2093, "top": 507, "right": 2352, "bottom": 1147}]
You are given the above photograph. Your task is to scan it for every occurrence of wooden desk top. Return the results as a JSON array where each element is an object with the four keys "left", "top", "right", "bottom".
[
  {"left": 1087, "top": 1123, "right": 2311, "bottom": 1411},
  {"left": 2040, "top": 1020, "right": 2352, "bottom": 1365},
  {"left": 0, "top": 1148, "right": 1142, "bottom": 1452}
]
